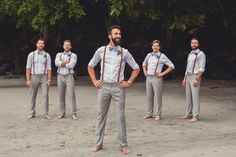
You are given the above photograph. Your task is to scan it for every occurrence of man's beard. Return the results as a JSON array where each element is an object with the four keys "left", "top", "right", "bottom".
[
  {"left": 191, "top": 46, "right": 198, "bottom": 50},
  {"left": 111, "top": 37, "right": 121, "bottom": 46}
]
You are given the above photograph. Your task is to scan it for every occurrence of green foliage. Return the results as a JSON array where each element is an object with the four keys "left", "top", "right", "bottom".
[{"left": 1, "top": 0, "right": 85, "bottom": 32}]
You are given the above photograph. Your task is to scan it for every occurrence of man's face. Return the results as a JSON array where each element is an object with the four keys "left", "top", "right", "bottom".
[
  {"left": 191, "top": 39, "right": 199, "bottom": 50},
  {"left": 109, "top": 28, "right": 121, "bottom": 46},
  {"left": 36, "top": 40, "right": 45, "bottom": 51},
  {"left": 63, "top": 42, "right": 72, "bottom": 52},
  {"left": 152, "top": 43, "right": 160, "bottom": 52}
]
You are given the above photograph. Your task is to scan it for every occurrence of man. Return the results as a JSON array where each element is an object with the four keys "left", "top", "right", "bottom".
[
  {"left": 26, "top": 38, "right": 52, "bottom": 119},
  {"left": 88, "top": 25, "right": 140, "bottom": 154},
  {"left": 180, "top": 38, "right": 206, "bottom": 122},
  {"left": 55, "top": 40, "right": 78, "bottom": 120},
  {"left": 143, "top": 40, "right": 175, "bottom": 121}
]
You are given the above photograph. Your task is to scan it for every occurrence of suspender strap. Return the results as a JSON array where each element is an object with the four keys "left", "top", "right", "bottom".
[
  {"left": 58, "top": 53, "right": 63, "bottom": 73},
  {"left": 32, "top": 51, "right": 47, "bottom": 75},
  {"left": 192, "top": 52, "right": 199, "bottom": 74},
  {"left": 58, "top": 53, "right": 72, "bottom": 74},
  {"left": 44, "top": 53, "right": 48, "bottom": 75},
  {"left": 32, "top": 52, "right": 35, "bottom": 74},
  {"left": 117, "top": 48, "right": 123, "bottom": 82},
  {"left": 68, "top": 54, "right": 72, "bottom": 74},
  {"left": 101, "top": 46, "right": 107, "bottom": 82},
  {"left": 154, "top": 53, "right": 162, "bottom": 75}
]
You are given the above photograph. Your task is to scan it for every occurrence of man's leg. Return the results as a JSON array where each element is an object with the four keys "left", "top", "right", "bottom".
[
  {"left": 154, "top": 77, "right": 163, "bottom": 119},
  {"left": 58, "top": 74, "right": 66, "bottom": 117},
  {"left": 29, "top": 75, "right": 40, "bottom": 118},
  {"left": 112, "top": 85, "right": 127, "bottom": 148},
  {"left": 66, "top": 74, "right": 77, "bottom": 119},
  {"left": 190, "top": 76, "right": 200, "bottom": 120},
  {"left": 40, "top": 75, "right": 50, "bottom": 118},
  {"left": 185, "top": 76, "right": 193, "bottom": 117},
  {"left": 95, "top": 84, "right": 112, "bottom": 147},
  {"left": 145, "top": 77, "right": 154, "bottom": 118}
]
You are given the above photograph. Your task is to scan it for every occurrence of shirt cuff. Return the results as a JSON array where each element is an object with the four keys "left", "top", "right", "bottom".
[
  {"left": 88, "top": 62, "right": 96, "bottom": 68},
  {"left": 199, "top": 68, "right": 205, "bottom": 72}
]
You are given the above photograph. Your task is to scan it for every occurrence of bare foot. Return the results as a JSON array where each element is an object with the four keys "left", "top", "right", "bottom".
[
  {"left": 91, "top": 145, "right": 103, "bottom": 152},
  {"left": 44, "top": 114, "right": 52, "bottom": 119},
  {"left": 57, "top": 114, "right": 65, "bottom": 119},
  {"left": 143, "top": 115, "right": 153, "bottom": 119},
  {"left": 154, "top": 116, "right": 161, "bottom": 121},
  {"left": 121, "top": 146, "right": 131, "bottom": 154},
  {"left": 179, "top": 115, "right": 192, "bottom": 119},
  {"left": 72, "top": 115, "right": 78, "bottom": 120},
  {"left": 27, "top": 114, "right": 35, "bottom": 119},
  {"left": 189, "top": 117, "right": 198, "bottom": 122}
]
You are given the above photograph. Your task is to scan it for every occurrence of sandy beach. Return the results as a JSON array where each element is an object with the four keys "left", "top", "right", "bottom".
[{"left": 0, "top": 77, "right": 235, "bottom": 157}]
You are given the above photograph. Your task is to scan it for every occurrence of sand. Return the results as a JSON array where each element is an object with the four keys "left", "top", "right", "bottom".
[{"left": 0, "top": 77, "right": 235, "bottom": 157}]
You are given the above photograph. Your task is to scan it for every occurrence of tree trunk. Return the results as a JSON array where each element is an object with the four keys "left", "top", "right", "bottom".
[
  {"left": 43, "top": 25, "right": 49, "bottom": 43},
  {"left": 164, "top": 26, "right": 173, "bottom": 53}
]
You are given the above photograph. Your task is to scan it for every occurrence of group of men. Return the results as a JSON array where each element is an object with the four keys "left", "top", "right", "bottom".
[{"left": 25, "top": 25, "right": 206, "bottom": 154}]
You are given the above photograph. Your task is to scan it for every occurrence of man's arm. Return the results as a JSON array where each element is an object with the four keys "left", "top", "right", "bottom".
[
  {"left": 26, "top": 68, "right": 32, "bottom": 87},
  {"left": 87, "top": 66, "right": 103, "bottom": 88},
  {"left": 143, "top": 66, "right": 147, "bottom": 77},
  {"left": 119, "top": 50, "right": 140, "bottom": 88},
  {"left": 156, "top": 54, "right": 174, "bottom": 77},
  {"left": 87, "top": 48, "right": 102, "bottom": 88}
]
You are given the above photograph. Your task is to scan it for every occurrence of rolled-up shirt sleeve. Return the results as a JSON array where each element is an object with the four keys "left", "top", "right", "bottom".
[
  {"left": 88, "top": 48, "right": 102, "bottom": 68},
  {"left": 55, "top": 53, "right": 63, "bottom": 67},
  {"left": 198, "top": 52, "right": 206, "bottom": 72},
  {"left": 125, "top": 50, "right": 140, "bottom": 69},
  {"left": 26, "top": 53, "right": 32, "bottom": 69},
  {"left": 66, "top": 54, "right": 77, "bottom": 69},
  {"left": 162, "top": 54, "right": 175, "bottom": 69},
  {"left": 142, "top": 54, "right": 149, "bottom": 67},
  {"left": 46, "top": 54, "right": 52, "bottom": 70}
]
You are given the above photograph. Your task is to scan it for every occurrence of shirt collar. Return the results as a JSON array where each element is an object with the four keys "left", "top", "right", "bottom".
[
  {"left": 191, "top": 49, "right": 200, "bottom": 54},
  {"left": 63, "top": 51, "right": 72, "bottom": 55},
  {"left": 107, "top": 44, "right": 120, "bottom": 52},
  {"left": 151, "top": 51, "right": 161, "bottom": 56},
  {"left": 35, "top": 50, "right": 45, "bottom": 55}
]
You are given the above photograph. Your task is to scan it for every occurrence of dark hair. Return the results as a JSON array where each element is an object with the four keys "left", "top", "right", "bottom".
[
  {"left": 37, "top": 38, "right": 45, "bottom": 43},
  {"left": 63, "top": 40, "right": 72, "bottom": 45},
  {"left": 107, "top": 25, "right": 121, "bottom": 35},
  {"left": 191, "top": 38, "right": 200, "bottom": 43},
  {"left": 151, "top": 40, "right": 161, "bottom": 47}
]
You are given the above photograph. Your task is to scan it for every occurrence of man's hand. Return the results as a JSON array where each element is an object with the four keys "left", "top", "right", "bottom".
[
  {"left": 118, "top": 81, "right": 131, "bottom": 89},
  {"left": 193, "top": 79, "right": 199, "bottom": 87},
  {"left": 93, "top": 80, "right": 103, "bottom": 88},
  {"left": 46, "top": 80, "right": 51, "bottom": 88},
  {"left": 61, "top": 60, "right": 70, "bottom": 67},
  {"left": 144, "top": 71, "right": 148, "bottom": 77},
  {"left": 156, "top": 72, "right": 164, "bottom": 78},
  {"left": 26, "top": 79, "right": 32, "bottom": 87},
  {"left": 182, "top": 79, "right": 186, "bottom": 87}
]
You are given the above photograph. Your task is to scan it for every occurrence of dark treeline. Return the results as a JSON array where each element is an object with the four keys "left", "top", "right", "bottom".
[{"left": 0, "top": 0, "right": 236, "bottom": 79}]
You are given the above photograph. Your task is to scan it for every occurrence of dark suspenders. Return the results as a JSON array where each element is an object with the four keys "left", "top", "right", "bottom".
[
  {"left": 101, "top": 46, "right": 107, "bottom": 82},
  {"left": 117, "top": 48, "right": 123, "bottom": 82},
  {"left": 192, "top": 51, "right": 199, "bottom": 74},
  {"left": 32, "top": 51, "right": 47, "bottom": 75},
  {"left": 154, "top": 53, "right": 162, "bottom": 75},
  {"left": 58, "top": 53, "right": 72, "bottom": 74},
  {"left": 101, "top": 46, "right": 123, "bottom": 82}
]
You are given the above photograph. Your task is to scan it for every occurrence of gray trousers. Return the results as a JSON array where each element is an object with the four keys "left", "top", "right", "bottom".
[
  {"left": 146, "top": 76, "right": 163, "bottom": 117},
  {"left": 185, "top": 74, "right": 201, "bottom": 117},
  {"left": 57, "top": 74, "right": 77, "bottom": 115},
  {"left": 96, "top": 83, "right": 127, "bottom": 148},
  {"left": 30, "top": 74, "right": 49, "bottom": 115}
]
